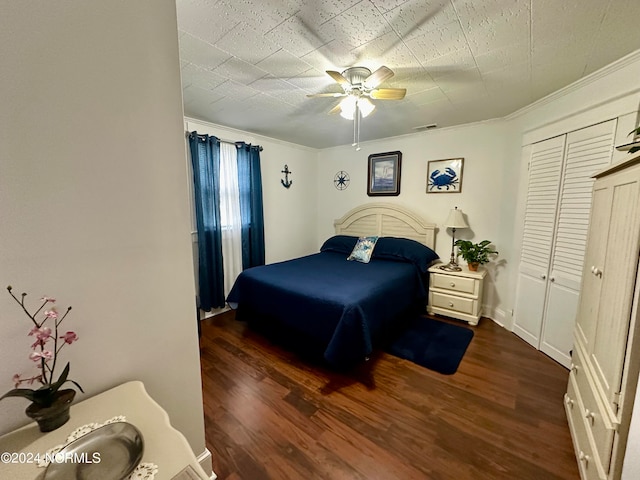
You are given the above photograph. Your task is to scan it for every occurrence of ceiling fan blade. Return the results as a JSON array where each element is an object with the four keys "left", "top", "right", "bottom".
[
  {"left": 326, "top": 70, "right": 349, "bottom": 85},
  {"left": 306, "top": 92, "right": 347, "bottom": 98},
  {"left": 328, "top": 104, "right": 342, "bottom": 115},
  {"left": 370, "top": 88, "right": 406, "bottom": 100},
  {"left": 364, "top": 66, "right": 394, "bottom": 88}
]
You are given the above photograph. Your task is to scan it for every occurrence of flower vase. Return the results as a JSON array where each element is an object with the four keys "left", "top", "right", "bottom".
[
  {"left": 468, "top": 262, "right": 480, "bottom": 272},
  {"left": 25, "top": 389, "right": 75, "bottom": 432}
]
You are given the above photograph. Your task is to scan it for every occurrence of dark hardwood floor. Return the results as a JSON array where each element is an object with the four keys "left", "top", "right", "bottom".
[{"left": 199, "top": 311, "right": 579, "bottom": 480}]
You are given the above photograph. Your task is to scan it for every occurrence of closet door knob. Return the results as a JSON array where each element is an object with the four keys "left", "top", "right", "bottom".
[
  {"left": 564, "top": 394, "right": 574, "bottom": 408},
  {"left": 541, "top": 274, "right": 547, "bottom": 280},
  {"left": 550, "top": 277, "right": 555, "bottom": 282},
  {"left": 585, "top": 410, "right": 596, "bottom": 425}
]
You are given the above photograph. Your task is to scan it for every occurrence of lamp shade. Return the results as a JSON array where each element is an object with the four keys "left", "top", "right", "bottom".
[{"left": 444, "top": 207, "right": 468, "bottom": 229}]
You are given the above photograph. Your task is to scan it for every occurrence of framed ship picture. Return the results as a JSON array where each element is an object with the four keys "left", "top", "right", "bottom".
[{"left": 367, "top": 151, "right": 402, "bottom": 196}]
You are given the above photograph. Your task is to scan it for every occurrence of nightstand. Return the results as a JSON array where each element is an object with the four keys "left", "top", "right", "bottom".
[{"left": 427, "top": 264, "right": 486, "bottom": 325}]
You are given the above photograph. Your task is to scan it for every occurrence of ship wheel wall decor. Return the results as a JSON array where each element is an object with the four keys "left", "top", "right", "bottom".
[{"left": 334, "top": 171, "right": 350, "bottom": 190}]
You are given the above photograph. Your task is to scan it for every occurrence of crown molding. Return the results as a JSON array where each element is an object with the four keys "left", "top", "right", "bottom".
[
  {"left": 184, "top": 117, "right": 319, "bottom": 152},
  {"left": 506, "top": 49, "right": 640, "bottom": 121}
]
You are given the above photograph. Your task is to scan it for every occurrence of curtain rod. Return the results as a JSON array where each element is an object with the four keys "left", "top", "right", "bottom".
[{"left": 185, "top": 131, "right": 263, "bottom": 151}]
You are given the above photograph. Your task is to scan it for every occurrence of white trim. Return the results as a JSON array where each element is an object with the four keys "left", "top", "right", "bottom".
[
  {"left": 483, "top": 305, "right": 507, "bottom": 329},
  {"left": 520, "top": 94, "right": 639, "bottom": 146},
  {"left": 506, "top": 49, "right": 640, "bottom": 122},
  {"left": 185, "top": 117, "right": 318, "bottom": 153},
  {"left": 319, "top": 118, "right": 504, "bottom": 153},
  {"left": 197, "top": 449, "right": 217, "bottom": 479},
  {"left": 200, "top": 307, "right": 230, "bottom": 320}
]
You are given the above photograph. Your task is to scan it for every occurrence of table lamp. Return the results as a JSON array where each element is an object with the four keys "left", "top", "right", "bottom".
[{"left": 441, "top": 206, "right": 468, "bottom": 271}]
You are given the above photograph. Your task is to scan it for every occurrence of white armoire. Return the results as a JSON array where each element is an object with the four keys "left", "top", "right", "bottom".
[
  {"left": 564, "top": 152, "right": 640, "bottom": 480},
  {"left": 514, "top": 120, "right": 617, "bottom": 367}
]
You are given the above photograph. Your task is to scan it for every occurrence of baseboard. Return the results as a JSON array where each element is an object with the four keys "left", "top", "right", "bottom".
[
  {"left": 197, "top": 449, "right": 216, "bottom": 479},
  {"left": 200, "top": 307, "right": 230, "bottom": 321},
  {"left": 481, "top": 304, "right": 508, "bottom": 328}
]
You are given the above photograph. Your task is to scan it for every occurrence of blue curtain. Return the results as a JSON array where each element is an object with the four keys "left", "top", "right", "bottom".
[
  {"left": 236, "top": 142, "right": 265, "bottom": 269},
  {"left": 188, "top": 132, "right": 225, "bottom": 310}
]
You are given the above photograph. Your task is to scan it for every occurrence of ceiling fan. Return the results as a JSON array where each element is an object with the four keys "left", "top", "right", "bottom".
[{"left": 307, "top": 66, "right": 406, "bottom": 119}]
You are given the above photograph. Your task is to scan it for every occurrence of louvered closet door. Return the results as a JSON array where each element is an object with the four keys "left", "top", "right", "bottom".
[
  {"left": 540, "top": 120, "right": 616, "bottom": 367},
  {"left": 513, "top": 135, "right": 565, "bottom": 347}
]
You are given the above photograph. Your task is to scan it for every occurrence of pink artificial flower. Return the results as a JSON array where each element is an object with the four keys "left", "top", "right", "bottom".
[
  {"left": 29, "top": 350, "right": 53, "bottom": 362},
  {"left": 12, "top": 373, "right": 21, "bottom": 388},
  {"left": 40, "top": 296, "right": 56, "bottom": 303},
  {"left": 44, "top": 308, "right": 58, "bottom": 319},
  {"left": 60, "top": 331, "right": 78, "bottom": 344},
  {"left": 28, "top": 327, "right": 52, "bottom": 348},
  {"left": 27, "top": 326, "right": 52, "bottom": 339}
]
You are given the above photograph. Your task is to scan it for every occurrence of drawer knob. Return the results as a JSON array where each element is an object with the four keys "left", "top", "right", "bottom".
[
  {"left": 571, "top": 364, "right": 579, "bottom": 374},
  {"left": 564, "top": 394, "right": 574, "bottom": 408},
  {"left": 450, "top": 282, "right": 456, "bottom": 287},
  {"left": 585, "top": 410, "right": 596, "bottom": 425},
  {"left": 448, "top": 302, "right": 454, "bottom": 308},
  {"left": 579, "top": 451, "right": 590, "bottom": 467}
]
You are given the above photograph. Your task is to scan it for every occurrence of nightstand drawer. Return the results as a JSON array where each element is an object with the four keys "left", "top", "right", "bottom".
[
  {"left": 432, "top": 274, "right": 476, "bottom": 294},
  {"left": 431, "top": 292, "right": 474, "bottom": 315}
]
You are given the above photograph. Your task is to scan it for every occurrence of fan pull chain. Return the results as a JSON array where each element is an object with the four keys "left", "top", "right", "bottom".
[
  {"left": 352, "top": 105, "right": 357, "bottom": 148},
  {"left": 356, "top": 106, "right": 361, "bottom": 151},
  {"left": 352, "top": 103, "right": 361, "bottom": 151}
]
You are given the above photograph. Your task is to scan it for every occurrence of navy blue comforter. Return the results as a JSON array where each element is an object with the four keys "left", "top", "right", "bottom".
[{"left": 226, "top": 251, "right": 427, "bottom": 367}]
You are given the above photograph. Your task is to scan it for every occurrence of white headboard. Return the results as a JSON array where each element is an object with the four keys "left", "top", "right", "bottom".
[{"left": 334, "top": 203, "right": 436, "bottom": 250}]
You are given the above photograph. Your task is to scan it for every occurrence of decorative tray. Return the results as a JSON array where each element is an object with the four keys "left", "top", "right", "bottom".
[{"left": 44, "top": 421, "right": 144, "bottom": 480}]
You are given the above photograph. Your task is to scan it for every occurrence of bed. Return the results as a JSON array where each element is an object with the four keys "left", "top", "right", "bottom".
[{"left": 226, "top": 204, "right": 438, "bottom": 369}]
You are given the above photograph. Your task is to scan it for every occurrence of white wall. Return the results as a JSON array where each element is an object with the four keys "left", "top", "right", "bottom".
[
  {"left": 185, "top": 119, "right": 319, "bottom": 263},
  {"left": 0, "top": 0, "right": 206, "bottom": 461},
  {"left": 316, "top": 120, "right": 510, "bottom": 321}
]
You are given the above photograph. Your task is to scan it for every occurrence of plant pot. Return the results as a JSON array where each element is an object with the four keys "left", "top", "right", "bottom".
[
  {"left": 25, "top": 389, "right": 75, "bottom": 432},
  {"left": 468, "top": 262, "right": 480, "bottom": 272}
]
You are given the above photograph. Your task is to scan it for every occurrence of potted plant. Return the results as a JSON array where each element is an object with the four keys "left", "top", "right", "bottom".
[
  {"left": 622, "top": 125, "right": 640, "bottom": 154},
  {"left": 1, "top": 286, "right": 83, "bottom": 432},
  {"left": 454, "top": 239, "right": 498, "bottom": 271}
]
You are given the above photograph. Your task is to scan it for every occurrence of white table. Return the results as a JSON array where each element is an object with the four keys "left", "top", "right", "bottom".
[
  {"left": 0, "top": 381, "right": 210, "bottom": 480},
  {"left": 427, "top": 264, "right": 487, "bottom": 325}
]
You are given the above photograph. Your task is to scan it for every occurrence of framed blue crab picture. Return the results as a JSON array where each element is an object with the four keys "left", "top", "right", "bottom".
[{"left": 427, "top": 157, "right": 464, "bottom": 193}]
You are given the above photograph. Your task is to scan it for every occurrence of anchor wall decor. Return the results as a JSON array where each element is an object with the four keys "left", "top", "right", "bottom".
[{"left": 281, "top": 164, "right": 292, "bottom": 188}]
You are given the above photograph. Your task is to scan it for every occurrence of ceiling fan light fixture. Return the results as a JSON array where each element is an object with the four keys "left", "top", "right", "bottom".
[
  {"left": 358, "top": 97, "right": 375, "bottom": 117},
  {"left": 339, "top": 95, "right": 357, "bottom": 120}
]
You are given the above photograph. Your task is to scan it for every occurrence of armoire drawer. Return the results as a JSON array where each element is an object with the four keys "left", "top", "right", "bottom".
[
  {"left": 571, "top": 349, "right": 616, "bottom": 471},
  {"left": 431, "top": 274, "right": 476, "bottom": 295},
  {"left": 565, "top": 376, "right": 606, "bottom": 480},
  {"left": 431, "top": 292, "right": 474, "bottom": 315}
]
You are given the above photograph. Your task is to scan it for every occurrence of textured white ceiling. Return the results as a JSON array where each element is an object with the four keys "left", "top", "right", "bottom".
[{"left": 177, "top": 0, "right": 640, "bottom": 148}]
